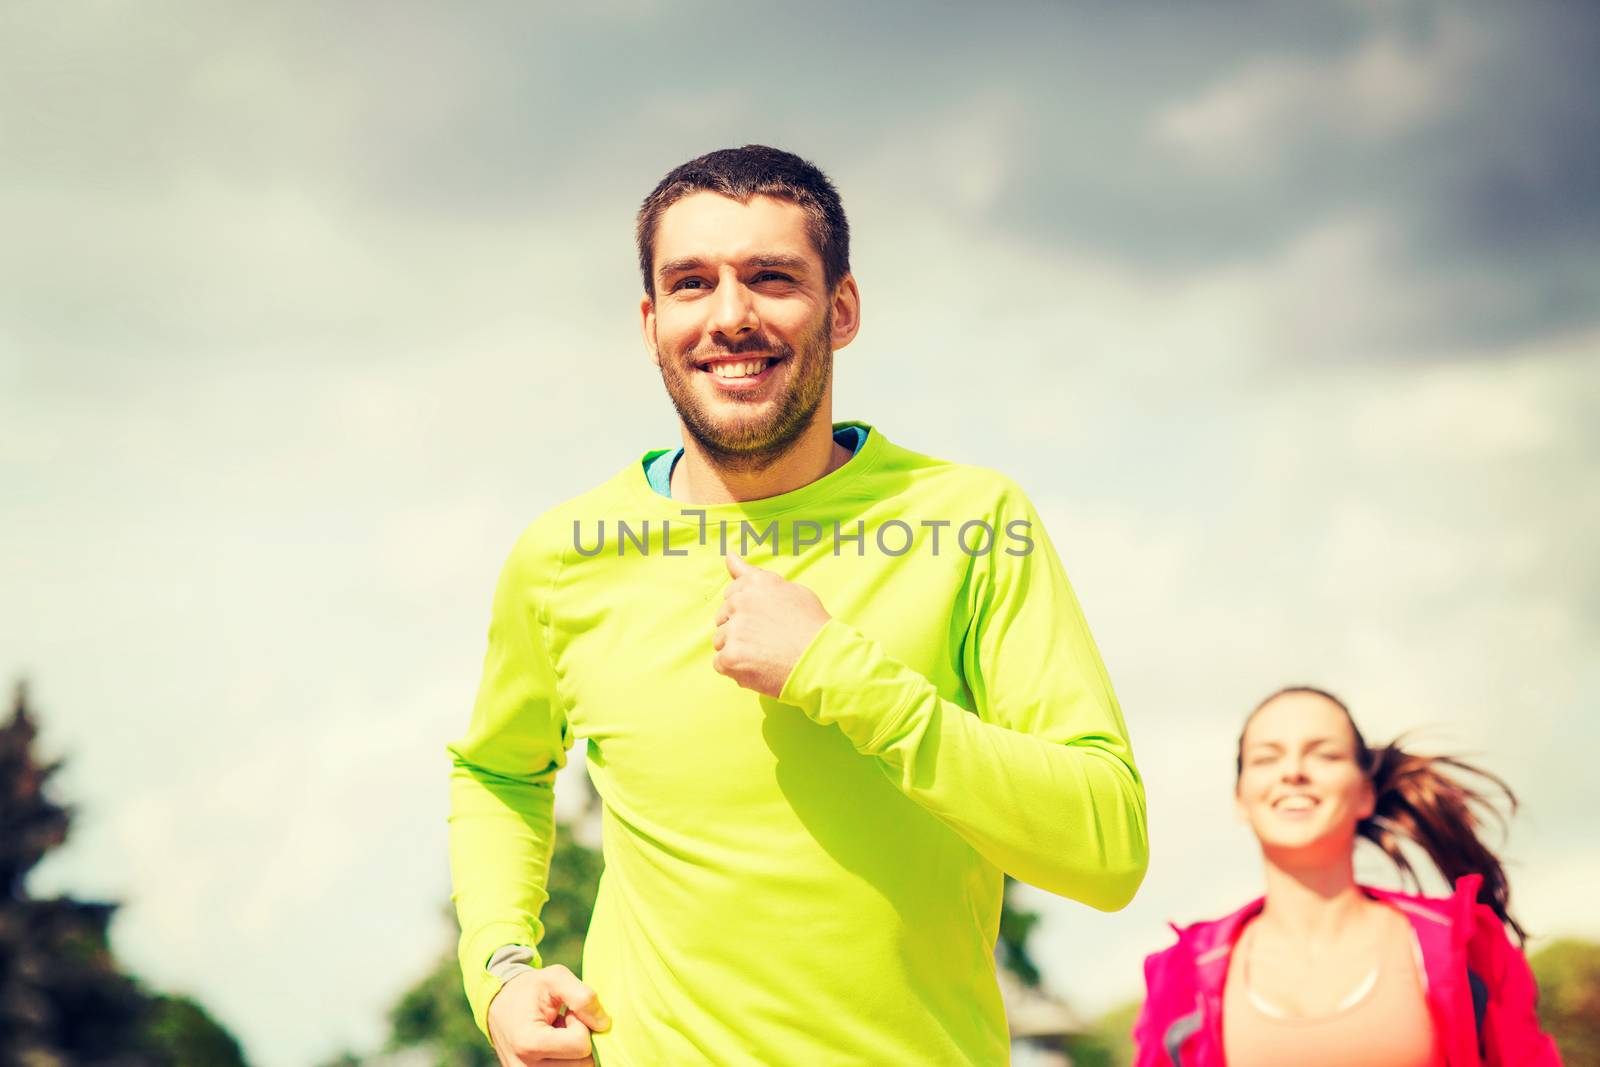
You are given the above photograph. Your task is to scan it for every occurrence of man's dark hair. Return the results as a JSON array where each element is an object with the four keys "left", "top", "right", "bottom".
[{"left": 635, "top": 144, "right": 851, "bottom": 299}]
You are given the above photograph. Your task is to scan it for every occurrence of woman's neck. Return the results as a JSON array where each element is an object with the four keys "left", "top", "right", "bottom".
[{"left": 1254, "top": 849, "right": 1372, "bottom": 953}]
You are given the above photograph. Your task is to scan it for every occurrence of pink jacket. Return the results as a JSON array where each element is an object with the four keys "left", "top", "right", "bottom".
[{"left": 1131, "top": 875, "right": 1562, "bottom": 1067}]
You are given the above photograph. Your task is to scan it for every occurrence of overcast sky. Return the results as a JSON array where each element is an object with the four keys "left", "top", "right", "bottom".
[{"left": 4, "top": 2, "right": 1597, "bottom": 1065}]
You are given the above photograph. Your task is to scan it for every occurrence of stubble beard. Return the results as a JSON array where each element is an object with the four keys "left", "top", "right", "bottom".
[{"left": 655, "top": 308, "right": 834, "bottom": 477}]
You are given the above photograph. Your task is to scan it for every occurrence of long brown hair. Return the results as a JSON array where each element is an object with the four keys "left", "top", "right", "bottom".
[{"left": 1237, "top": 685, "right": 1526, "bottom": 945}]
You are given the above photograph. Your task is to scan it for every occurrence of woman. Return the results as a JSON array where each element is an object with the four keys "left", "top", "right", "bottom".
[{"left": 1133, "top": 686, "right": 1560, "bottom": 1066}]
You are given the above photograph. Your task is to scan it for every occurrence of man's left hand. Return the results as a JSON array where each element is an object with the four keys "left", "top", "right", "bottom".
[{"left": 712, "top": 553, "right": 831, "bottom": 699}]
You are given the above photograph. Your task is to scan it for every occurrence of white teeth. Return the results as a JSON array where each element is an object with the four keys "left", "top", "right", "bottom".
[
  {"left": 1277, "top": 797, "right": 1317, "bottom": 811},
  {"left": 709, "top": 359, "right": 768, "bottom": 379}
]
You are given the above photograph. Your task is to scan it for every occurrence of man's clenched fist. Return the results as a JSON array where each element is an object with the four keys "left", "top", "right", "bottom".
[
  {"left": 712, "top": 553, "right": 831, "bottom": 699},
  {"left": 487, "top": 964, "right": 610, "bottom": 1066}
]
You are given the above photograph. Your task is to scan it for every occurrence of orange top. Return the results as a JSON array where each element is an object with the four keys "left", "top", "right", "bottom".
[{"left": 1222, "top": 912, "right": 1446, "bottom": 1067}]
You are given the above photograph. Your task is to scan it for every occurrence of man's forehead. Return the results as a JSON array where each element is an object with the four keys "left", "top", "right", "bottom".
[{"left": 654, "top": 191, "right": 817, "bottom": 267}]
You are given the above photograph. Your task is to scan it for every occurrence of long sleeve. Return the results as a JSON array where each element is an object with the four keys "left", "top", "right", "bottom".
[
  {"left": 1470, "top": 907, "right": 1564, "bottom": 1066},
  {"left": 1131, "top": 995, "right": 1175, "bottom": 1067},
  {"left": 1131, "top": 950, "right": 1169, "bottom": 1067},
  {"left": 777, "top": 482, "right": 1148, "bottom": 911},
  {"left": 1131, "top": 940, "right": 1199, "bottom": 1067},
  {"left": 446, "top": 524, "right": 574, "bottom": 1038}
]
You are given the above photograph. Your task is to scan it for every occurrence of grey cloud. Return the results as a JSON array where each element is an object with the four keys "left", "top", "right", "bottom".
[
  {"left": 4, "top": 0, "right": 1594, "bottom": 393},
  {"left": 980, "top": 4, "right": 1600, "bottom": 355}
]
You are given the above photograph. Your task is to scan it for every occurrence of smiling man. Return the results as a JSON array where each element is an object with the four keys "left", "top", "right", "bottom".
[{"left": 447, "top": 145, "right": 1148, "bottom": 1066}]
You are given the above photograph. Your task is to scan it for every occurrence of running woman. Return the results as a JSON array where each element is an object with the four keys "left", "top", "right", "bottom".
[{"left": 1134, "top": 686, "right": 1560, "bottom": 1066}]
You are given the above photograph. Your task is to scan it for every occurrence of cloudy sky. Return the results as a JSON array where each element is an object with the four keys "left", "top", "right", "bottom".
[{"left": 4, "top": 2, "right": 1597, "bottom": 1064}]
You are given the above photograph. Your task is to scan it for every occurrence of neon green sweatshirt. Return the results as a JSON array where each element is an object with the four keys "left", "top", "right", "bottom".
[{"left": 447, "top": 421, "right": 1147, "bottom": 1065}]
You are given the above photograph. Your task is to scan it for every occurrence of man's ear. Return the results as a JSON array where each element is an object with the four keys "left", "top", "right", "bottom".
[
  {"left": 829, "top": 273, "right": 862, "bottom": 351},
  {"left": 640, "top": 294, "right": 660, "bottom": 367}
]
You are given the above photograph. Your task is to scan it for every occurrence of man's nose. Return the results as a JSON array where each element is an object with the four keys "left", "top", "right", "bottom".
[
  {"left": 706, "top": 267, "right": 759, "bottom": 340},
  {"left": 1282, "top": 757, "right": 1309, "bottom": 782}
]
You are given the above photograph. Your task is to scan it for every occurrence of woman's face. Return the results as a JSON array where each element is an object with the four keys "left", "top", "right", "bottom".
[{"left": 1236, "top": 691, "right": 1375, "bottom": 858}]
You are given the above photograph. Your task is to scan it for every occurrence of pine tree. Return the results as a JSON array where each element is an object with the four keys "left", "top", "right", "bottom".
[
  {"left": 1, "top": 682, "right": 153, "bottom": 1066},
  {"left": 0, "top": 682, "right": 249, "bottom": 1067}
]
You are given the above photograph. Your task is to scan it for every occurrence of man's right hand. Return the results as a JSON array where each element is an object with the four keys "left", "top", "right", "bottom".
[{"left": 487, "top": 965, "right": 611, "bottom": 1067}]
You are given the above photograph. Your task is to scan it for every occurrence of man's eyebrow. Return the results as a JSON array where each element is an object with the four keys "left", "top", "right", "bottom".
[
  {"left": 656, "top": 257, "right": 707, "bottom": 281},
  {"left": 746, "top": 254, "right": 809, "bottom": 272},
  {"left": 656, "top": 253, "right": 811, "bottom": 281}
]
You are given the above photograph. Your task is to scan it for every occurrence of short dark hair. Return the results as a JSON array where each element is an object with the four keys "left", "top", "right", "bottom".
[{"left": 635, "top": 144, "right": 851, "bottom": 299}]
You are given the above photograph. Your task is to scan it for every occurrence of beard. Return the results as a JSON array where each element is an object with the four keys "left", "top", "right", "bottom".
[{"left": 654, "top": 307, "right": 834, "bottom": 476}]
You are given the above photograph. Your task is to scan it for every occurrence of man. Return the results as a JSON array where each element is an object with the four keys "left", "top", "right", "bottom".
[{"left": 448, "top": 145, "right": 1148, "bottom": 1066}]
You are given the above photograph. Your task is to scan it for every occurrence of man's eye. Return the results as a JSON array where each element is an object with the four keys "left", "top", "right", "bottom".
[
  {"left": 755, "top": 272, "right": 792, "bottom": 282},
  {"left": 673, "top": 278, "right": 707, "bottom": 291}
]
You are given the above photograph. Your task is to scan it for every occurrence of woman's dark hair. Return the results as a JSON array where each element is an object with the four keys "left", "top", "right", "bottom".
[
  {"left": 1237, "top": 685, "right": 1526, "bottom": 944},
  {"left": 634, "top": 144, "right": 851, "bottom": 299}
]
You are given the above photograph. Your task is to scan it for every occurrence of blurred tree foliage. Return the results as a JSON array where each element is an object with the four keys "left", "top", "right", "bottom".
[
  {"left": 370, "top": 824, "right": 1050, "bottom": 1064},
  {"left": 1529, "top": 937, "right": 1600, "bottom": 1065},
  {"left": 138, "top": 994, "right": 250, "bottom": 1067},
  {"left": 380, "top": 826, "right": 604, "bottom": 1067},
  {"left": 1, "top": 682, "right": 249, "bottom": 1067},
  {"left": 997, "top": 875, "right": 1043, "bottom": 988},
  {"left": 1060, "top": 999, "right": 1139, "bottom": 1067}
]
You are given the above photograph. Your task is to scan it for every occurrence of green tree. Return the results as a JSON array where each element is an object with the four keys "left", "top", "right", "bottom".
[
  {"left": 997, "top": 875, "right": 1043, "bottom": 987},
  {"left": 1529, "top": 937, "right": 1600, "bottom": 1065},
  {"left": 312, "top": 1056, "right": 364, "bottom": 1067},
  {"left": 1060, "top": 999, "right": 1140, "bottom": 1067},
  {"left": 374, "top": 806, "right": 1063, "bottom": 1065},
  {"left": 382, "top": 826, "right": 605, "bottom": 1067},
  {"left": 383, "top": 946, "right": 496, "bottom": 1067},
  {"left": 2, "top": 682, "right": 156, "bottom": 1066},
  {"left": 1, "top": 682, "right": 249, "bottom": 1067},
  {"left": 138, "top": 994, "right": 250, "bottom": 1067}
]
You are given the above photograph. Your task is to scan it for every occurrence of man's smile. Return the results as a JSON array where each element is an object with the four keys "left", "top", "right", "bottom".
[{"left": 697, "top": 354, "right": 784, "bottom": 391}]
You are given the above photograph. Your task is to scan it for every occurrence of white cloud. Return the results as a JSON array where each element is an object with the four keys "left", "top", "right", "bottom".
[
  {"left": 6, "top": 5, "right": 1595, "bottom": 1065},
  {"left": 850, "top": 87, "right": 1028, "bottom": 218},
  {"left": 1152, "top": 14, "right": 1488, "bottom": 171},
  {"left": 21, "top": 189, "right": 1592, "bottom": 1060},
  {"left": 1017, "top": 322, "right": 1599, "bottom": 1017}
]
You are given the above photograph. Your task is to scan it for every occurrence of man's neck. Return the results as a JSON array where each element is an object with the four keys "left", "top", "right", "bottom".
[{"left": 670, "top": 421, "right": 851, "bottom": 504}]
